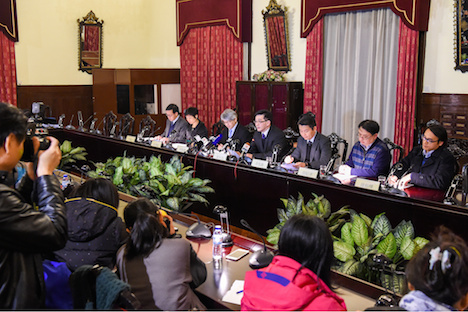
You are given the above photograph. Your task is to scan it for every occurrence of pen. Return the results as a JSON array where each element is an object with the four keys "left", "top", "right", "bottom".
[{"left": 236, "top": 290, "right": 243, "bottom": 294}]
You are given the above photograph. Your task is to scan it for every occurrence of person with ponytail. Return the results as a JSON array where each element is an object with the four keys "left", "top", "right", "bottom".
[
  {"left": 116, "top": 198, "right": 207, "bottom": 310},
  {"left": 241, "top": 214, "right": 346, "bottom": 311},
  {"left": 399, "top": 226, "right": 468, "bottom": 311}
]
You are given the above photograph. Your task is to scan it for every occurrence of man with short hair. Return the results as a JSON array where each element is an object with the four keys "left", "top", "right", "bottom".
[
  {"left": 157, "top": 104, "right": 189, "bottom": 144},
  {"left": 0, "top": 102, "right": 67, "bottom": 309},
  {"left": 284, "top": 113, "right": 331, "bottom": 169},
  {"left": 218, "top": 109, "right": 251, "bottom": 152},
  {"left": 339, "top": 119, "right": 391, "bottom": 178},
  {"left": 247, "top": 110, "right": 288, "bottom": 160}
]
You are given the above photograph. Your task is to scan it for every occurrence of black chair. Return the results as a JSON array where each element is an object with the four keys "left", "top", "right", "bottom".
[
  {"left": 102, "top": 111, "right": 117, "bottom": 137},
  {"left": 327, "top": 133, "right": 348, "bottom": 168},
  {"left": 139, "top": 115, "right": 157, "bottom": 137},
  {"left": 383, "top": 138, "right": 404, "bottom": 162},
  {"left": 119, "top": 113, "right": 135, "bottom": 138},
  {"left": 212, "top": 120, "right": 226, "bottom": 137}
]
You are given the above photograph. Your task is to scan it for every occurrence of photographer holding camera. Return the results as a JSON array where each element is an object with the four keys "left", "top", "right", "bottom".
[{"left": 0, "top": 102, "right": 67, "bottom": 309}]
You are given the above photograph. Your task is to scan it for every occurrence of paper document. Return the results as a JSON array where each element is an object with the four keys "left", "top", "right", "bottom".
[{"left": 222, "top": 280, "right": 244, "bottom": 305}]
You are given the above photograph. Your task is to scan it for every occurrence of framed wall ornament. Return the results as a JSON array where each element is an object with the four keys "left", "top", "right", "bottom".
[{"left": 455, "top": 0, "right": 468, "bottom": 72}]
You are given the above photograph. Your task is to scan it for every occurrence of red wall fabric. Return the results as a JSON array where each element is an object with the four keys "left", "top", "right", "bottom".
[
  {"left": 394, "top": 20, "right": 419, "bottom": 159},
  {"left": 0, "top": 0, "right": 18, "bottom": 42},
  {"left": 303, "top": 19, "right": 324, "bottom": 132},
  {"left": 0, "top": 31, "right": 17, "bottom": 106},
  {"left": 180, "top": 25, "right": 243, "bottom": 135},
  {"left": 301, "top": 0, "right": 430, "bottom": 38}
]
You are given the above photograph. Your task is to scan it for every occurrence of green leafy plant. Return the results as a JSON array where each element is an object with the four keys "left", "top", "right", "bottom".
[
  {"left": 59, "top": 140, "right": 87, "bottom": 169},
  {"left": 266, "top": 192, "right": 350, "bottom": 245},
  {"left": 88, "top": 154, "right": 214, "bottom": 211},
  {"left": 333, "top": 211, "right": 429, "bottom": 293}
]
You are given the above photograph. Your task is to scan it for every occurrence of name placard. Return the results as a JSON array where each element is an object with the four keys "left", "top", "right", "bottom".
[
  {"left": 355, "top": 178, "right": 380, "bottom": 191},
  {"left": 251, "top": 159, "right": 269, "bottom": 169},
  {"left": 212, "top": 150, "right": 228, "bottom": 161},
  {"left": 297, "top": 167, "right": 318, "bottom": 179},
  {"left": 125, "top": 135, "right": 136, "bottom": 143},
  {"left": 151, "top": 140, "right": 163, "bottom": 148},
  {"left": 176, "top": 145, "right": 189, "bottom": 153}
]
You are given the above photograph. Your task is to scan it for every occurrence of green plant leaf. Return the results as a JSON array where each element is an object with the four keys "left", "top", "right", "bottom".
[
  {"left": 340, "top": 259, "right": 360, "bottom": 276},
  {"left": 277, "top": 208, "right": 288, "bottom": 223},
  {"left": 372, "top": 213, "right": 392, "bottom": 238},
  {"left": 266, "top": 227, "right": 281, "bottom": 246},
  {"left": 351, "top": 216, "right": 368, "bottom": 247},
  {"left": 166, "top": 197, "right": 180, "bottom": 210},
  {"left": 400, "top": 236, "right": 416, "bottom": 260},
  {"left": 280, "top": 198, "right": 289, "bottom": 209},
  {"left": 360, "top": 213, "right": 372, "bottom": 228},
  {"left": 377, "top": 233, "right": 397, "bottom": 259},
  {"left": 113, "top": 167, "right": 124, "bottom": 186},
  {"left": 341, "top": 222, "right": 354, "bottom": 246},
  {"left": 413, "top": 237, "right": 429, "bottom": 255},
  {"left": 334, "top": 241, "right": 356, "bottom": 262},
  {"left": 394, "top": 220, "right": 415, "bottom": 247}
]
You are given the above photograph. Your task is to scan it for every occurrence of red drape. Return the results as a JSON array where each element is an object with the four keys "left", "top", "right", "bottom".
[
  {"left": 180, "top": 25, "right": 243, "bottom": 134},
  {"left": 394, "top": 20, "right": 419, "bottom": 159},
  {"left": 303, "top": 19, "right": 324, "bottom": 132},
  {"left": 0, "top": 31, "right": 17, "bottom": 106}
]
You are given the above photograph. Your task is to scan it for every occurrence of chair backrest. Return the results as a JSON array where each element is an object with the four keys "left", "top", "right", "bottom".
[
  {"left": 383, "top": 138, "right": 404, "bottom": 162},
  {"left": 139, "top": 115, "right": 156, "bottom": 137},
  {"left": 212, "top": 120, "right": 226, "bottom": 137},
  {"left": 119, "top": 113, "right": 135, "bottom": 137},
  {"left": 102, "top": 111, "right": 117, "bottom": 137},
  {"left": 327, "top": 132, "right": 348, "bottom": 164}
]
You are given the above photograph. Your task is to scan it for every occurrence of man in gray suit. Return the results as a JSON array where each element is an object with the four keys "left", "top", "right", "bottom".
[
  {"left": 157, "top": 104, "right": 189, "bottom": 144},
  {"left": 284, "top": 113, "right": 331, "bottom": 169}
]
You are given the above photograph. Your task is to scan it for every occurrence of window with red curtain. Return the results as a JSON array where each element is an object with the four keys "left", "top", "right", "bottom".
[
  {"left": 0, "top": 31, "right": 17, "bottom": 106},
  {"left": 180, "top": 25, "right": 243, "bottom": 134}
]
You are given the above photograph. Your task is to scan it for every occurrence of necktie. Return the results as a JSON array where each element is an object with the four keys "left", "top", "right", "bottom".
[
  {"left": 262, "top": 133, "right": 266, "bottom": 139},
  {"left": 305, "top": 141, "right": 312, "bottom": 163},
  {"left": 229, "top": 129, "right": 234, "bottom": 138},
  {"left": 168, "top": 122, "right": 175, "bottom": 135},
  {"left": 422, "top": 157, "right": 428, "bottom": 166}
]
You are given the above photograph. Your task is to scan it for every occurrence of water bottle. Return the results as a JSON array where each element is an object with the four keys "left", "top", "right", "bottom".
[
  {"left": 61, "top": 174, "right": 70, "bottom": 190},
  {"left": 212, "top": 225, "right": 223, "bottom": 268}
]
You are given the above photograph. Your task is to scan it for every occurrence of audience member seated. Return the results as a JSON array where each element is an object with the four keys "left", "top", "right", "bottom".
[
  {"left": 247, "top": 110, "right": 289, "bottom": 160},
  {"left": 399, "top": 226, "right": 468, "bottom": 311},
  {"left": 0, "top": 102, "right": 67, "bottom": 309},
  {"left": 338, "top": 119, "right": 391, "bottom": 179},
  {"left": 184, "top": 107, "right": 208, "bottom": 141},
  {"left": 284, "top": 113, "right": 331, "bottom": 169},
  {"left": 54, "top": 178, "right": 128, "bottom": 271},
  {"left": 156, "top": 104, "right": 189, "bottom": 144},
  {"left": 241, "top": 214, "right": 346, "bottom": 311},
  {"left": 218, "top": 108, "right": 252, "bottom": 152},
  {"left": 116, "top": 198, "right": 207, "bottom": 310},
  {"left": 389, "top": 124, "right": 456, "bottom": 191}
]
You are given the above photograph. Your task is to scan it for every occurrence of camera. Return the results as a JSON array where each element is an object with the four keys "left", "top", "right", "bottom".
[{"left": 21, "top": 123, "right": 51, "bottom": 162}]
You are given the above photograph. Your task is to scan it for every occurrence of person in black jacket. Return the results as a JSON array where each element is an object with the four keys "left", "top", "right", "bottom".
[
  {"left": 218, "top": 108, "right": 251, "bottom": 152},
  {"left": 389, "top": 124, "right": 456, "bottom": 190},
  {"left": 247, "top": 110, "right": 289, "bottom": 160},
  {"left": 54, "top": 178, "right": 128, "bottom": 271},
  {"left": 0, "top": 102, "right": 67, "bottom": 309},
  {"left": 184, "top": 107, "right": 208, "bottom": 141}
]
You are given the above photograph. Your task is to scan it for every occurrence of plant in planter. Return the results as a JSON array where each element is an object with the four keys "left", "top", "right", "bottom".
[
  {"left": 266, "top": 192, "right": 350, "bottom": 245},
  {"left": 88, "top": 154, "right": 214, "bottom": 211},
  {"left": 333, "top": 211, "right": 429, "bottom": 293},
  {"left": 58, "top": 140, "right": 88, "bottom": 169}
]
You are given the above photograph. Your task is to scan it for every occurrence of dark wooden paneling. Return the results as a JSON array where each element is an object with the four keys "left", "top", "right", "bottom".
[{"left": 17, "top": 85, "right": 93, "bottom": 127}]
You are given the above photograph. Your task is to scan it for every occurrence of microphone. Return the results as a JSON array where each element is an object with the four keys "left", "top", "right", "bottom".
[
  {"left": 149, "top": 126, "right": 161, "bottom": 137},
  {"left": 230, "top": 139, "right": 240, "bottom": 152},
  {"left": 272, "top": 144, "right": 282, "bottom": 164},
  {"left": 83, "top": 112, "right": 96, "bottom": 128},
  {"left": 65, "top": 114, "right": 76, "bottom": 130},
  {"left": 77, "top": 111, "right": 84, "bottom": 131},
  {"left": 400, "top": 164, "right": 414, "bottom": 180},
  {"left": 240, "top": 142, "right": 250, "bottom": 157},
  {"left": 119, "top": 121, "right": 133, "bottom": 139},
  {"left": 205, "top": 134, "right": 223, "bottom": 150},
  {"left": 444, "top": 174, "right": 463, "bottom": 205},
  {"left": 109, "top": 121, "right": 118, "bottom": 137},
  {"left": 385, "top": 162, "right": 404, "bottom": 187},
  {"left": 325, "top": 153, "right": 341, "bottom": 174},
  {"left": 58, "top": 114, "right": 65, "bottom": 128},
  {"left": 240, "top": 219, "right": 274, "bottom": 269},
  {"left": 175, "top": 212, "right": 212, "bottom": 238}
]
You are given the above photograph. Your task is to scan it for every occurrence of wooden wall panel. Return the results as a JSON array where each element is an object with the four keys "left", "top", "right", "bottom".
[{"left": 17, "top": 85, "right": 93, "bottom": 128}]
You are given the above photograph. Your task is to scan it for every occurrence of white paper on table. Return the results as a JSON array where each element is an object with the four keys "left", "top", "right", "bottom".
[
  {"left": 222, "top": 280, "right": 244, "bottom": 305},
  {"left": 333, "top": 173, "right": 357, "bottom": 181}
]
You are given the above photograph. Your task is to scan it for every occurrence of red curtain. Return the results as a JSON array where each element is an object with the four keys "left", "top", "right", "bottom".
[
  {"left": 303, "top": 19, "right": 324, "bottom": 131},
  {"left": 394, "top": 20, "right": 419, "bottom": 158},
  {"left": 0, "top": 31, "right": 17, "bottom": 106},
  {"left": 180, "top": 25, "right": 243, "bottom": 134}
]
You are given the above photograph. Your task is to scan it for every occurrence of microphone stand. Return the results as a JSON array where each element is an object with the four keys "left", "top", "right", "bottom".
[
  {"left": 65, "top": 114, "right": 76, "bottom": 130},
  {"left": 240, "top": 219, "right": 274, "bottom": 269}
]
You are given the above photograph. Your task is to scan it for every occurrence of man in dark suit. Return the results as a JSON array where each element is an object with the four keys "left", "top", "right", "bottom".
[
  {"left": 284, "top": 113, "right": 331, "bottom": 169},
  {"left": 218, "top": 109, "right": 251, "bottom": 152},
  {"left": 247, "top": 110, "right": 288, "bottom": 160},
  {"left": 157, "top": 104, "right": 189, "bottom": 144}
]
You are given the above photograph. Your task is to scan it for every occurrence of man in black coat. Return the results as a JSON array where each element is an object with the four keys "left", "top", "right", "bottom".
[
  {"left": 247, "top": 110, "right": 288, "bottom": 160},
  {"left": 284, "top": 113, "right": 331, "bottom": 169},
  {"left": 218, "top": 109, "right": 251, "bottom": 152},
  {"left": 390, "top": 124, "right": 456, "bottom": 190}
]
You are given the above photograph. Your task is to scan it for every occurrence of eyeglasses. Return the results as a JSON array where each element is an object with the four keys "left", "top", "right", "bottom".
[
  {"left": 422, "top": 135, "right": 439, "bottom": 144},
  {"left": 254, "top": 120, "right": 268, "bottom": 124},
  {"left": 357, "top": 133, "right": 372, "bottom": 140}
]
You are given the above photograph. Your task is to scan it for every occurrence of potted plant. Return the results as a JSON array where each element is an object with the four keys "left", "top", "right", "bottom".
[{"left": 58, "top": 140, "right": 88, "bottom": 170}]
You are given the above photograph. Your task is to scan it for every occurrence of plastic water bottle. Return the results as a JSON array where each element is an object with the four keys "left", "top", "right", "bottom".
[
  {"left": 212, "top": 225, "right": 223, "bottom": 268},
  {"left": 61, "top": 174, "right": 70, "bottom": 190}
]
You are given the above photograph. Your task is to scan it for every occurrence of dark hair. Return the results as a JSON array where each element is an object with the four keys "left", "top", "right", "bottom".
[
  {"left": 405, "top": 226, "right": 468, "bottom": 307},
  {"left": 0, "top": 102, "right": 28, "bottom": 148},
  {"left": 165, "top": 104, "right": 179, "bottom": 114},
  {"left": 278, "top": 214, "right": 334, "bottom": 288},
  {"left": 123, "top": 198, "right": 167, "bottom": 259},
  {"left": 71, "top": 178, "right": 119, "bottom": 208},
  {"left": 298, "top": 113, "right": 317, "bottom": 129},
  {"left": 426, "top": 124, "right": 448, "bottom": 147},
  {"left": 254, "top": 109, "right": 273, "bottom": 122},
  {"left": 184, "top": 107, "right": 199, "bottom": 117},
  {"left": 358, "top": 120, "right": 380, "bottom": 135}
]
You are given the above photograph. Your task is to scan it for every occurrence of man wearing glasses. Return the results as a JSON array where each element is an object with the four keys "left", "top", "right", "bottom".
[
  {"left": 246, "top": 110, "right": 288, "bottom": 160},
  {"left": 338, "top": 119, "right": 391, "bottom": 178},
  {"left": 389, "top": 124, "right": 456, "bottom": 190}
]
